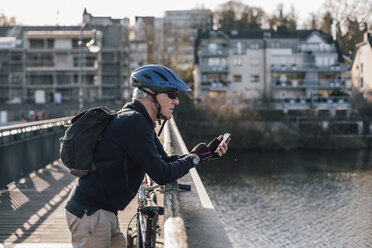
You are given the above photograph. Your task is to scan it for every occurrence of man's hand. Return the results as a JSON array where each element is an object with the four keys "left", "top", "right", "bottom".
[
  {"left": 190, "top": 143, "right": 213, "bottom": 162},
  {"left": 191, "top": 135, "right": 230, "bottom": 163},
  {"left": 207, "top": 135, "right": 230, "bottom": 158}
]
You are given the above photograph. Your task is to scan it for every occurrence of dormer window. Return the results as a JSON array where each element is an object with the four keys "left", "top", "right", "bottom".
[
  {"left": 234, "top": 41, "right": 245, "bottom": 55},
  {"left": 208, "top": 43, "right": 218, "bottom": 54}
]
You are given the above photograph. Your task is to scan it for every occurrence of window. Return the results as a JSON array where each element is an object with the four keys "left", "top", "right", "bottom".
[
  {"left": 208, "top": 58, "right": 226, "bottom": 67},
  {"left": 202, "top": 74, "right": 208, "bottom": 81},
  {"left": 9, "top": 74, "right": 22, "bottom": 84},
  {"left": 271, "top": 41, "right": 280, "bottom": 48},
  {"left": 361, "top": 77, "right": 364, "bottom": 88},
  {"left": 47, "top": 39, "right": 54, "bottom": 48},
  {"left": 85, "top": 55, "right": 97, "bottom": 67},
  {"left": 250, "top": 43, "right": 259, "bottom": 49},
  {"left": 29, "top": 39, "right": 44, "bottom": 48},
  {"left": 232, "top": 57, "right": 242, "bottom": 66},
  {"left": 102, "top": 52, "right": 115, "bottom": 61},
  {"left": 208, "top": 43, "right": 218, "bottom": 53},
  {"left": 30, "top": 75, "right": 53, "bottom": 85},
  {"left": 361, "top": 63, "right": 363, "bottom": 73},
  {"left": 11, "top": 53, "right": 22, "bottom": 61},
  {"left": 233, "top": 74, "right": 242, "bottom": 83},
  {"left": 250, "top": 75, "right": 259, "bottom": 83},
  {"left": 234, "top": 41, "right": 245, "bottom": 55}
]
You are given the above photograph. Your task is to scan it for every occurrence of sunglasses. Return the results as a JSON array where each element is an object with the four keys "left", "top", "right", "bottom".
[{"left": 165, "top": 91, "right": 178, "bottom": 99}]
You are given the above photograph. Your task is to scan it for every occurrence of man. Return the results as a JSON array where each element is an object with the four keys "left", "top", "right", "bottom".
[{"left": 65, "top": 64, "right": 229, "bottom": 247}]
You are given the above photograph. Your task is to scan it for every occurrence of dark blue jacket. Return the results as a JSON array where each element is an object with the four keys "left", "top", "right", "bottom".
[{"left": 66, "top": 100, "right": 194, "bottom": 216}]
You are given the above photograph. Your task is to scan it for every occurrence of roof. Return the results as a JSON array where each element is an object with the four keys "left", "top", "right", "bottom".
[
  {"left": 198, "top": 28, "right": 334, "bottom": 43},
  {"left": 195, "top": 27, "right": 345, "bottom": 62}
]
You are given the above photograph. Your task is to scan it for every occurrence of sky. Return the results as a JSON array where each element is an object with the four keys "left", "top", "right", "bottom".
[{"left": 0, "top": 0, "right": 327, "bottom": 27}]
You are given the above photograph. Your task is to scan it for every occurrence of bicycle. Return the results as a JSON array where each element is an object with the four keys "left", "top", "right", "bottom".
[{"left": 127, "top": 175, "right": 191, "bottom": 248}]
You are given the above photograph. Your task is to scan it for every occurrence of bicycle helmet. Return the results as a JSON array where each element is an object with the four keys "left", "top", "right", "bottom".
[{"left": 130, "top": 64, "right": 191, "bottom": 92}]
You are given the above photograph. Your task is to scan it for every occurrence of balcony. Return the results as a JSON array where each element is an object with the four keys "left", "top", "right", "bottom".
[
  {"left": 198, "top": 64, "right": 229, "bottom": 73},
  {"left": 272, "top": 80, "right": 350, "bottom": 89},
  {"left": 199, "top": 48, "right": 229, "bottom": 57},
  {"left": 272, "top": 80, "right": 306, "bottom": 88},
  {"left": 316, "top": 80, "right": 349, "bottom": 89},
  {"left": 270, "top": 64, "right": 348, "bottom": 73},
  {"left": 271, "top": 95, "right": 351, "bottom": 108},
  {"left": 271, "top": 64, "right": 300, "bottom": 72},
  {"left": 199, "top": 81, "right": 230, "bottom": 91},
  {"left": 311, "top": 96, "right": 350, "bottom": 106}
]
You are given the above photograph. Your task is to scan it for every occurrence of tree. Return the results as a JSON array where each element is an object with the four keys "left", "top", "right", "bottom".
[
  {"left": 303, "top": 13, "right": 321, "bottom": 30},
  {"left": 267, "top": 4, "right": 298, "bottom": 30},
  {"left": 239, "top": 6, "right": 266, "bottom": 29},
  {"left": 320, "top": 11, "right": 333, "bottom": 35},
  {"left": 0, "top": 10, "right": 17, "bottom": 26},
  {"left": 317, "top": 0, "right": 371, "bottom": 54},
  {"left": 340, "top": 17, "right": 367, "bottom": 55},
  {"left": 213, "top": 0, "right": 266, "bottom": 29}
]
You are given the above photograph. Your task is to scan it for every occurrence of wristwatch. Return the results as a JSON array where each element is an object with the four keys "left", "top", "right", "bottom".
[{"left": 192, "top": 156, "right": 200, "bottom": 166}]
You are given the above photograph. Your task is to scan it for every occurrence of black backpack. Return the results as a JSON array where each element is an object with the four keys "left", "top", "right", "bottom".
[{"left": 59, "top": 106, "right": 130, "bottom": 177}]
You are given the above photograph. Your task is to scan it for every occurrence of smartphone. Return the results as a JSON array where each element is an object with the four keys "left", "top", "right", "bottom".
[{"left": 220, "top": 133, "right": 231, "bottom": 145}]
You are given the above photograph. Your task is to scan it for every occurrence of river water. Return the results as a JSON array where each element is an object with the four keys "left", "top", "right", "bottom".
[{"left": 197, "top": 150, "right": 372, "bottom": 248}]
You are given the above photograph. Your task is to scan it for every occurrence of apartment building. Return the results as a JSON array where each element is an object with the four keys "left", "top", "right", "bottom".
[
  {"left": 129, "top": 9, "right": 212, "bottom": 72},
  {"left": 130, "top": 16, "right": 164, "bottom": 71},
  {"left": 194, "top": 28, "right": 350, "bottom": 117},
  {"left": 162, "top": 9, "right": 212, "bottom": 70},
  {"left": 351, "top": 31, "right": 372, "bottom": 102},
  {"left": 0, "top": 9, "right": 130, "bottom": 106}
]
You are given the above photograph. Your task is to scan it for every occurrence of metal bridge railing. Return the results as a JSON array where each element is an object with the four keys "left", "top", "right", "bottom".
[{"left": 0, "top": 117, "right": 71, "bottom": 188}]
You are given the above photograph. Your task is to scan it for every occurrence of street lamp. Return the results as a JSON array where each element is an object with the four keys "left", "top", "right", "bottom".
[{"left": 79, "top": 27, "right": 101, "bottom": 111}]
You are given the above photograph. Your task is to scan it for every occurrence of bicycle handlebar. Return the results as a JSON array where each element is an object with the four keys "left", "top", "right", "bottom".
[
  {"left": 139, "top": 183, "right": 191, "bottom": 202},
  {"left": 178, "top": 183, "right": 191, "bottom": 191}
]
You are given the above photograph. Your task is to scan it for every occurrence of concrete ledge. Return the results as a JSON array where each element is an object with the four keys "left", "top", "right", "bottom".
[
  {"left": 167, "top": 118, "right": 233, "bottom": 248},
  {"left": 163, "top": 121, "right": 188, "bottom": 248}
]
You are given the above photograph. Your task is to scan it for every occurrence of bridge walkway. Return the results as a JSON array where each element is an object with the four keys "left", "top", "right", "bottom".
[{"left": 0, "top": 160, "right": 149, "bottom": 247}]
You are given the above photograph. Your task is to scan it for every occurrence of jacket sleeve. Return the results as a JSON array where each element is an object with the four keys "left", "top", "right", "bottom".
[
  {"left": 154, "top": 134, "right": 186, "bottom": 162},
  {"left": 121, "top": 114, "right": 194, "bottom": 185}
]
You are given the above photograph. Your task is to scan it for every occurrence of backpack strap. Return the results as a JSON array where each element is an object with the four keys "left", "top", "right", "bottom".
[
  {"left": 89, "top": 107, "right": 138, "bottom": 195},
  {"left": 111, "top": 107, "right": 133, "bottom": 116},
  {"left": 90, "top": 107, "right": 134, "bottom": 171}
]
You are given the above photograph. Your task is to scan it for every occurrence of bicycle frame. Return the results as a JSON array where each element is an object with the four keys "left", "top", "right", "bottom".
[{"left": 127, "top": 176, "right": 164, "bottom": 248}]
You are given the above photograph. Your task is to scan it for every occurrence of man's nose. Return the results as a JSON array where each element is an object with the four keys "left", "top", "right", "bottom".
[{"left": 173, "top": 97, "right": 179, "bottom": 105}]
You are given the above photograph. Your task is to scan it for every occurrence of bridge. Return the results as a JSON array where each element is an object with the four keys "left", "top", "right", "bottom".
[{"left": 0, "top": 117, "right": 233, "bottom": 247}]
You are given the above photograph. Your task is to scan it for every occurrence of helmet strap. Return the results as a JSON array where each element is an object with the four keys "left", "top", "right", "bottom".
[{"left": 139, "top": 88, "right": 167, "bottom": 122}]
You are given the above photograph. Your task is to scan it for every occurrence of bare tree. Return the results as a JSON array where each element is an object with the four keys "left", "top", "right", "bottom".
[
  {"left": 323, "top": 0, "right": 370, "bottom": 34},
  {"left": 213, "top": 0, "right": 266, "bottom": 29},
  {"left": 304, "top": 0, "right": 370, "bottom": 54},
  {"left": 267, "top": 4, "right": 298, "bottom": 30},
  {"left": 303, "top": 13, "right": 319, "bottom": 30},
  {"left": 0, "top": 10, "right": 17, "bottom": 26}
]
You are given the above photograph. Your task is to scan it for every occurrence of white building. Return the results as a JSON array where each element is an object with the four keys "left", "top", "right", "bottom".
[
  {"left": 194, "top": 28, "right": 351, "bottom": 117},
  {"left": 351, "top": 31, "right": 372, "bottom": 102}
]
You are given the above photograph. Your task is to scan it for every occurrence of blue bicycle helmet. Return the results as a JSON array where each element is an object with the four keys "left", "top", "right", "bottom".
[{"left": 130, "top": 64, "right": 191, "bottom": 92}]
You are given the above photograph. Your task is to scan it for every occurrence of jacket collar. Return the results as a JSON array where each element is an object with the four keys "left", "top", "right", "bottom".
[{"left": 123, "top": 100, "right": 155, "bottom": 128}]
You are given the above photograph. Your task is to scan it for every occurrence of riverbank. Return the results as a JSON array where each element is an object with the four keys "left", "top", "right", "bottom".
[{"left": 173, "top": 96, "right": 370, "bottom": 151}]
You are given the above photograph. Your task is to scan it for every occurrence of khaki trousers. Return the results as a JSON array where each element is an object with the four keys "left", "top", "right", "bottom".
[{"left": 65, "top": 208, "right": 126, "bottom": 248}]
